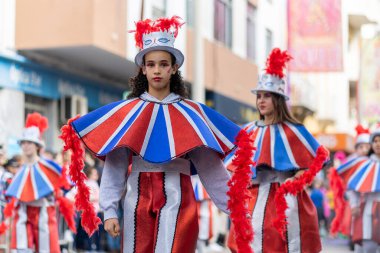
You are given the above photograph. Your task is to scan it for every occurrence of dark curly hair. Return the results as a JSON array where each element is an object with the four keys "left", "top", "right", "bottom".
[{"left": 128, "top": 53, "right": 189, "bottom": 99}]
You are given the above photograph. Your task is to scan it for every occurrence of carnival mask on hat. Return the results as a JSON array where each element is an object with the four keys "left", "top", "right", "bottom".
[
  {"left": 19, "top": 112, "right": 48, "bottom": 147},
  {"left": 131, "top": 16, "right": 185, "bottom": 67},
  {"left": 252, "top": 48, "right": 292, "bottom": 100}
]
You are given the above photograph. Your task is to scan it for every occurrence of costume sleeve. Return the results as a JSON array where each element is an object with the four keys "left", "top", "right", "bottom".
[
  {"left": 100, "top": 147, "right": 129, "bottom": 221},
  {"left": 346, "top": 190, "right": 360, "bottom": 208},
  {"left": 189, "top": 147, "right": 231, "bottom": 214}
]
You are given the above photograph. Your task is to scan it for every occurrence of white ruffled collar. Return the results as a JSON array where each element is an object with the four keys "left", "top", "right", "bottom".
[{"left": 140, "top": 92, "right": 181, "bottom": 104}]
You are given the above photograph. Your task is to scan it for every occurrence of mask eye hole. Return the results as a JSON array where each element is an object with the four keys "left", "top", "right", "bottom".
[
  {"left": 158, "top": 38, "right": 170, "bottom": 43},
  {"left": 265, "top": 82, "right": 274, "bottom": 87},
  {"left": 144, "top": 39, "right": 152, "bottom": 46}
]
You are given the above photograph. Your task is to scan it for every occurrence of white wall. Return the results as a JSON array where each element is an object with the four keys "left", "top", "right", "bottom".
[
  {"left": 232, "top": 0, "right": 247, "bottom": 58},
  {"left": 0, "top": 89, "right": 24, "bottom": 157},
  {"left": 0, "top": 0, "right": 15, "bottom": 51},
  {"left": 255, "top": 0, "right": 287, "bottom": 70}
]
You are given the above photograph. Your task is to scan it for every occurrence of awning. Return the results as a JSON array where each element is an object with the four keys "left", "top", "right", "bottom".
[{"left": 314, "top": 133, "right": 354, "bottom": 153}]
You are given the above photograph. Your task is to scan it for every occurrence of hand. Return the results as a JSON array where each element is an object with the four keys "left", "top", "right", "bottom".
[
  {"left": 104, "top": 218, "right": 120, "bottom": 237},
  {"left": 351, "top": 207, "right": 360, "bottom": 217}
]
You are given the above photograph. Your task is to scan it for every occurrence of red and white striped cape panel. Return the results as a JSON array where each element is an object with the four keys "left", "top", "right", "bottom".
[
  {"left": 122, "top": 172, "right": 198, "bottom": 253},
  {"left": 10, "top": 203, "right": 60, "bottom": 252},
  {"left": 72, "top": 98, "right": 240, "bottom": 164},
  {"left": 228, "top": 183, "right": 321, "bottom": 253}
]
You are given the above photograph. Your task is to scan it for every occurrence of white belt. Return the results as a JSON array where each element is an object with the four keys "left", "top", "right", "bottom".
[{"left": 131, "top": 156, "right": 191, "bottom": 175}]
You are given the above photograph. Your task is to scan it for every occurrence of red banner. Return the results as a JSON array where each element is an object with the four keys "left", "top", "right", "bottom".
[{"left": 288, "top": 0, "right": 343, "bottom": 72}]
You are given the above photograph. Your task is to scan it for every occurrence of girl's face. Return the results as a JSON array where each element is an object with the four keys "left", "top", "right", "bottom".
[
  {"left": 372, "top": 136, "right": 380, "bottom": 156},
  {"left": 20, "top": 141, "right": 39, "bottom": 157},
  {"left": 356, "top": 143, "right": 370, "bottom": 156},
  {"left": 256, "top": 91, "right": 275, "bottom": 118},
  {"left": 142, "top": 51, "right": 178, "bottom": 96}
]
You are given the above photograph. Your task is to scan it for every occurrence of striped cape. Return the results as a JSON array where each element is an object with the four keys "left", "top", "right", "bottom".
[
  {"left": 71, "top": 96, "right": 241, "bottom": 163},
  {"left": 225, "top": 121, "right": 322, "bottom": 177},
  {"left": 337, "top": 156, "right": 380, "bottom": 193},
  {"left": 6, "top": 158, "right": 62, "bottom": 202}
]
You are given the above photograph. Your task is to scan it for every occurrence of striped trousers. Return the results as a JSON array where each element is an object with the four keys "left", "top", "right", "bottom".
[
  {"left": 122, "top": 172, "right": 199, "bottom": 253},
  {"left": 352, "top": 199, "right": 380, "bottom": 244},
  {"left": 11, "top": 202, "right": 60, "bottom": 253},
  {"left": 228, "top": 183, "right": 321, "bottom": 253}
]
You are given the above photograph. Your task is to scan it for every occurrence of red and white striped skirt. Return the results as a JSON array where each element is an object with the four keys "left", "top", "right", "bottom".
[
  {"left": 122, "top": 171, "right": 199, "bottom": 253},
  {"left": 228, "top": 183, "right": 321, "bottom": 253}
]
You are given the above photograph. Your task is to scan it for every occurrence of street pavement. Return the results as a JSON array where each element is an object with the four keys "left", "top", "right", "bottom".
[{"left": 205, "top": 237, "right": 352, "bottom": 253}]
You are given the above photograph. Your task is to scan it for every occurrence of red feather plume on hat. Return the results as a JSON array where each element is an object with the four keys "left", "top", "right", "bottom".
[
  {"left": 25, "top": 112, "right": 48, "bottom": 135},
  {"left": 355, "top": 124, "right": 370, "bottom": 136},
  {"left": 265, "top": 48, "right": 292, "bottom": 79},
  {"left": 131, "top": 16, "right": 184, "bottom": 49}
]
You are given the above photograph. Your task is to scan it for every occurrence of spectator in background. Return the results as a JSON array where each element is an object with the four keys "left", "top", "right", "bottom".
[
  {"left": 67, "top": 166, "right": 102, "bottom": 251},
  {"left": 310, "top": 179, "right": 328, "bottom": 236}
]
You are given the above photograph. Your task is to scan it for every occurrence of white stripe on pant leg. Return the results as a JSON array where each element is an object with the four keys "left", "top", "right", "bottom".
[
  {"left": 123, "top": 172, "right": 140, "bottom": 253},
  {"left": 154, "top": 172, "right": 182, "bottom": 253},
  {"left": 16, "top": 203, "right": 28, "bottom": 249},
  {"left": 38, "top": 205, "right": 50, "bottom": 252},
  {"left": 363, "top": 200, "right": 374, "bottom": 240},
  {"left": 285, "top": 194, "right": 301, "bottom": 253},
  {"left": 251, "top": 183, "right": 271, "bottom": 253},
  {"left": 198, "top": 200, "right": 211, "bottom": 240}
]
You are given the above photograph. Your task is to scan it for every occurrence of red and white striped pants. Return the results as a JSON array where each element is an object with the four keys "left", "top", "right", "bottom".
[
  {"left": 122, "top": 172, "right": 199, "bottom": 253},
  {"left": 11, "top": 202, "right": 60, "bottom": 253},
  {"left": 352, "top": 199, "right": 380, "bottom": 244},
  {"left": 228, "top": 183, "right": 321, "bottom": 253}
]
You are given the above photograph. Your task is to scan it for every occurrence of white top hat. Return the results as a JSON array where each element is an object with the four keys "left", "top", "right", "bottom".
[
  {"left": 19, "top": 113, "right": 48, "bottom": 147},
  {"left": 370, "top": 126, "right": 380, "bottom": 143},
  {"left": 355, "top": 124, "right": 370, "bottom": 145},
  {"left": 132, "top": 16, "right": 184, "bottom": 67},
  {"left": 251, "top": 48, "right": 292, "bottom": 100}
]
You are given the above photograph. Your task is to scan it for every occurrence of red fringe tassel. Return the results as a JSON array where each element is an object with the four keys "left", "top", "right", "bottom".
[
  {"left": 55, "top": 189, "right": 77, "bottom": 233},
  {"left": 60, "top": 116, "right": 101, "bottom": 236},
  {"left": 227, "top": 130, "right": 255, "bottom": 253},
  {"left": 328, "top": 167, "right": 347, "bottom": 235},
  {"left": 273, "top": 146, "right": 329, "bottom": 239}
]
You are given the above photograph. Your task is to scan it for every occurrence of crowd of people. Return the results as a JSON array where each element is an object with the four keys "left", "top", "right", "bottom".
[{"left": 0, "top": 15, "right": 378, "bottom": 253}]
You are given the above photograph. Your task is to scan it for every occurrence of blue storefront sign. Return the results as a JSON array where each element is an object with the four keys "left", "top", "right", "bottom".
[{"left": 0, "top": 53, "right": 124, "bottom": 108}]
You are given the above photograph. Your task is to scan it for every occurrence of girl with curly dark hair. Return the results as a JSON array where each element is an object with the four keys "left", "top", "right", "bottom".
[
  {"left": 128, "top": 52, "right": 188, "bottom": 99},
  {"left": 63, "top": 16, "right": 242, "bottom": 253}
]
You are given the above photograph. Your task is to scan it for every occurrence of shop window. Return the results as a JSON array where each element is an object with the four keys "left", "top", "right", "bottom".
[{"left": 214, "top": 0, "right": 232, "bottom": 48}]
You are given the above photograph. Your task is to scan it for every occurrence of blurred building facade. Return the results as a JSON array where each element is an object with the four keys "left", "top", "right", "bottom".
[{"left": 0, "top": 0, "right": 379, "bottom": 154}]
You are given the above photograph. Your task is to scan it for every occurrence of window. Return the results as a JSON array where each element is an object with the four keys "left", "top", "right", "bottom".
[
  {"left": 214, "top": 0, "right": 232, "bottom": 48},
  {"left": 247, "top": 3, "right": 257, "bottom": 61},
  {"left": 186, "top": 0, "right": 194, "bottom": 27},
  {"left": 265, "top": 28, "right": 273, "bottom": 56}
]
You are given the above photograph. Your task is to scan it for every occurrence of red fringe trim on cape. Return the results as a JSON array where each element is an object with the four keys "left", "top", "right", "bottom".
[
  {"left": 227, "top": 130, "right": 255, "bottom": 253},
  {"left": 273, "top": 146, "right": 329, "bottom": 239},
  {"left": 60, "top": 116, "right": 101, "bottom": 236},
  {"left": 328, "top": 167, "right": 347, "bottom": 235}
]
